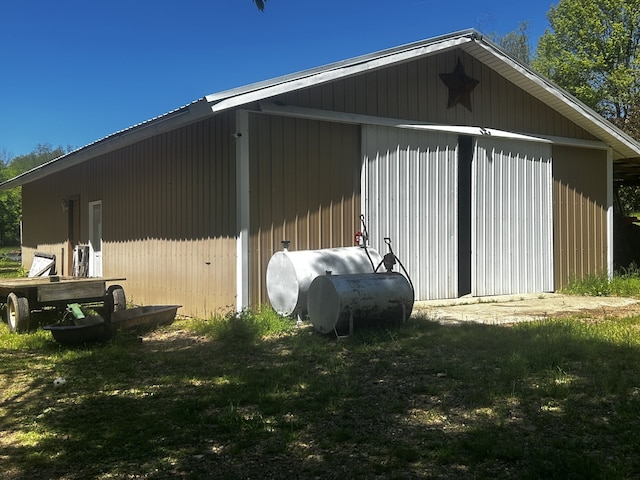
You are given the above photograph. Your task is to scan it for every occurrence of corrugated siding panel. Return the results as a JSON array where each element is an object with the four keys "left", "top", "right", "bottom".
[
  {"left": 362, "top": 125, "right": 459, "bottom": 300},
  {"left": 20, "top": 114, "right": 237, "bottom": 319},
  {"left": 280, "top": 49, "right": 597, "bottom": 141},
  {"left": 553, "top": 146, "right": 608, "bottom": 288},
  {"left": 21, "top": 181, "right": 70, "bottom": 273},
  {"left": 249, "top": 114, "right": 361, "bottom": 306},
  {"left": 473, "top": 138, "right": 553, "bottom": 295}
]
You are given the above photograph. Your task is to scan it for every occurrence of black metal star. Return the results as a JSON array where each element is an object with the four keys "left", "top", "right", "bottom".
[{"left": 439, "top": 58, "right": 479, "bottom": 112}]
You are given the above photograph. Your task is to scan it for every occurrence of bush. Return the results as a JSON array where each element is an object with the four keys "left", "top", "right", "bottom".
[
  {"left": 189, "top": 306, "right": 295, "bottom": 343},
  {"left": 561, "top": 272, "right": 612, "bottom": 296},
  {"left": 562, "top": 266, "right": 640, "bottom": 297}
]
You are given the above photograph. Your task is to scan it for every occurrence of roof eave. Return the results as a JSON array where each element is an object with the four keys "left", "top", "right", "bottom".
[
  {"left": 0, "top": 98, "right": 213, "bottom": 190},
  {"left": 0, "top": 30, "right": 484, "bottom": 190},
  {"left": 5, "top": 28, "right": 640, "bottom": 189},
  {"left": 463, "top": 36, "right": 640, "bottom": 160},
  {"left": 205, "top": 30, "right": 478, "bottom": 114}
]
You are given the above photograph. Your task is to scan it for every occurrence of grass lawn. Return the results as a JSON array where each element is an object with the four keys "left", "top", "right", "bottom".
[
  {"left": 0, "top": 251, "right": 24, "bottom": 279},
  {"left": 1, "top": 251, "right": 639, "bottom": 480},
  {"left": 2, "top": 304, "right": 640, "bottom": 479}
]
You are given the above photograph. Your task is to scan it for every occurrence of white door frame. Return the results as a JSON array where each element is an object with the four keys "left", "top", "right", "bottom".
[{"left": 88, "top": 200, "right": 102, "bottom": 277}]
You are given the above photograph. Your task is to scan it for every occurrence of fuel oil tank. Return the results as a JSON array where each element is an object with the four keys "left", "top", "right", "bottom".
[
  {"left": 266, "top": 246, "right": 382, "bottom": 317},
  {"left": 307, "top": 272, "right": 414, "bottom": 335}
]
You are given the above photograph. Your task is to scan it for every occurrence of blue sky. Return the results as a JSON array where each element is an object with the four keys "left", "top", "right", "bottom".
[{"left": 0, "top": 0, "right": 555, "bottom": 159}]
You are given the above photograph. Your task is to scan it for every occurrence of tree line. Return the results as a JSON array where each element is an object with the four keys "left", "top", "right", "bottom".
[
  {"left": 0, "top": 144, "right": 71, "bottom": 246},
  {"left": 469, "top": 0, "right": 640, "bottom": 211},
  {"left": 525, "top": 0, "right": 640, "bottom": 210}
]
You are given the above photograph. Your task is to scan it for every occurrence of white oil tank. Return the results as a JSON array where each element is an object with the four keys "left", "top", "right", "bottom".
[
  {"left": 266, "top": 246, "right": 382, "bottom": 318},
  {"left": 307, "top": 272, "right": 414, "bottom": 335}
]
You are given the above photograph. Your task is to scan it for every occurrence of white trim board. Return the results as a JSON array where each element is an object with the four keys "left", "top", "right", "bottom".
[
  {"left": 258, "top": 102, "right": 609, "bottom": 150},
  {"left": 235, "top": 110, "right": 250, "bottom": 311}
]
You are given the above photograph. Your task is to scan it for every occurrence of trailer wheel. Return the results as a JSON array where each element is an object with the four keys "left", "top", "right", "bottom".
[
  {"left": 7, "top": 293, "right": 30, "bottom": 333},
  {"left": 105, "top": 285, "right": 126, "bottom": 315}
]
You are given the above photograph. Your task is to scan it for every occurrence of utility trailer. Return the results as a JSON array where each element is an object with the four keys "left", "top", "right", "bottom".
[{"left": 1, "top": 276, "right": 126, "bottom": 333}]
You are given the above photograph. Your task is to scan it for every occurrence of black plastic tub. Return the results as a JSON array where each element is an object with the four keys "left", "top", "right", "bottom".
[
  {"left": 43, "top": 316, "right": 113, "bottom": 346},
  {"left": 44, "top": 305, "right": 180, "bottom": 345},
  {"left": 110, "top": 305, "right": 181, "bottom": 332}
]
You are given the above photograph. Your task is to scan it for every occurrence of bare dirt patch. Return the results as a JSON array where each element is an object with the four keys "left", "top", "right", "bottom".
[{"left": 413, "top": 293, "right": 640, "bottom": 325}]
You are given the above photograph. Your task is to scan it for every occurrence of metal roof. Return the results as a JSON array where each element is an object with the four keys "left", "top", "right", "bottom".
[{"left": 3, "top": 28, "right": 640, "bottom": 189}]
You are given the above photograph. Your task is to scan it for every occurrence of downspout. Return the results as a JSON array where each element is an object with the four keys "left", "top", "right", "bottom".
[
  {"left": 607, "top": 148, "right": 614, "bottom": 279},
  {"left": 236, "top": 110, "right": 250, "bottom": 311}
]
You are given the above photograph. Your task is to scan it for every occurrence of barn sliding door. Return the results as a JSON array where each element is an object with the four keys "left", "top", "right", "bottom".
[
  {"left": 473, "top": 138, "right": 553, "bottom": 296},
  {"left": 362, "top": 125, "right": 459, "bottom": 300}
]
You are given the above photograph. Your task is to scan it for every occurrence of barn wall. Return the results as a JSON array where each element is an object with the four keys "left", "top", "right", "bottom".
[
  {"left": 279, "top": 49, "right": 597, "bottom": 141},
  {"left": 553, "top": 145, "right": 608, "bottom": 288},
  {"left": 22, "top": 113, "right": 237, "bottom": 318},
  {"left": 22, "top": 179, "right": 70, "bottom": 273},
  {"left": 20, "top": 44, "right": 615, "bottom": 313},
  {"left": 248, "top": 114, "right": 361, "bottom": 305},
  {"left": 255, "top": 48, "right": 604, "bottom": 301}
]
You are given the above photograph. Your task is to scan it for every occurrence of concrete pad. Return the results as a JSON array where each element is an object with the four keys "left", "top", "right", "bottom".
[{"left": 412, "top": 293, "right": 640, "bottom": 325}]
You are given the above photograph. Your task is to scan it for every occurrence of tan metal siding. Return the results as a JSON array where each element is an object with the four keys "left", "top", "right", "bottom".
[
  {"left": 553, "top": 146, "right": 608, "bottom": 288},
  {"left": 280, "top": 50, "right": 597, "bottom": 141},
  {"left": 249, "top": 114, "right": 361, "bottom": 305},
  {"left": 21, "top": 114, "right": 236, "bottom": 318},
  {"left": 21, "top": 181, "right": 70, "bottom": 273}
]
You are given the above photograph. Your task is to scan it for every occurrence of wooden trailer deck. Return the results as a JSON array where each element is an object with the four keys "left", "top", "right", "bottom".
[{"left": 1, "top": 276, "right": 126, "bottom": 333}]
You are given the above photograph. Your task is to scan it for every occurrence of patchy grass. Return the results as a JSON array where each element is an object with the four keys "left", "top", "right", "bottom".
[
  {"left": 561, "top": 272, "right": 612, "bottom": 296},
  {"left": 0, "top": 246, "right": 24, "bottom": 278},
  {"left": 189, "top": 306, "right": 295, "bottom": 343},
  {"left": 2, "top": 306, "right": 640, "bottom": 479},
  {"left": 561, "top": 266, "right": 640, "bottom": 297}
]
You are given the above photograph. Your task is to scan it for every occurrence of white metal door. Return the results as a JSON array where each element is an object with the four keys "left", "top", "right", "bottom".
[
  {"left": 88, "top": 200, "right": 103, "bottom": 277},
  {"left": 473, "top": 138, "right": 553, "bottom": 296},
  {"left": 362, "top": 125, "right": 459, "bottom": 300}
]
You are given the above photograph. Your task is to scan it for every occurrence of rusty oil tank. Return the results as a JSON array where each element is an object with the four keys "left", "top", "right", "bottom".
[{"left": 307, "top": 272, "right": 414, "bottom": 335}]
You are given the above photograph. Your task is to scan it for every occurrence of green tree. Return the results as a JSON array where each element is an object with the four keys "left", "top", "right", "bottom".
[
  {"left": 625, "top": 96, "right": 640, "bottom": 140},
  {"left": 5, "top": 143, "right": 68, "bottom": 179},
  {"left": 0, "top": 188, "right": 21, "bottom": 246},
  {"left": 533, "top": 0, "right": 640, "bottom": 129},
  {"left": 491, "top": 22, "right": 531, "bottom": 65},
  {"left": 533, "top": 0, "right": 640, "bottom": 212},
  {"left": 0, "top": 153, "right": 20, "bottom": 247},
  {"left": 0, "top": 143, "right": 69, "bottom": 246}
]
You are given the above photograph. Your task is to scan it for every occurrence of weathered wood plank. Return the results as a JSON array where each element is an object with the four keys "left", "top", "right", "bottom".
[
  {"left": 0, "top": 277, "right": 125, "bottom": 303},
  {"left": 0, "top": 277, "right": 125, "bottom": 288},
  {"left": 37, "top": 281, "right": 106, "bottom": 302}
]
